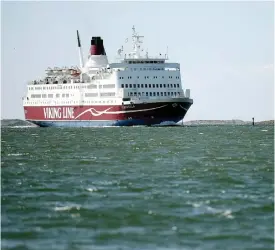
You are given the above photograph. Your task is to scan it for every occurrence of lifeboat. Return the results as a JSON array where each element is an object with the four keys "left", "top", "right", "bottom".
[{"left": 70, "top": 69, "right": 81, "bottom": 77}]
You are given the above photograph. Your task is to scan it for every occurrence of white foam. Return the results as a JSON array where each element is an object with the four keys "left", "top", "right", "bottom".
[
  {"left": 172, "top": 226, "right": 177, "bottom": 231},
  {"left": 54, "top": 205, "right": 80, "bottom": 211},
  {"left": 222, "top": 209, "right": 234, "bottom": 219},
  {"left": 8, "top": 126, "right": 36, "bottom": 128},
  {"left": 189, "top": 201, "right": 234, "bottom": 219},
  {"left": 8, "top": 153, "right": 25, "bottom": 156},
  {"left": 86, "top": 187, "right": 98, "bottom": 192}
]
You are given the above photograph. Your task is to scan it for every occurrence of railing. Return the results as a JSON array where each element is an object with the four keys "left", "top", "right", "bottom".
[{"left": 129, "top": 93, "right": 186, "bottom": 101}]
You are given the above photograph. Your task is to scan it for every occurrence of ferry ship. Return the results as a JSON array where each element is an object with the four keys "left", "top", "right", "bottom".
[{"left": 22, "top": 26, "right": 193, "bottom": 127}]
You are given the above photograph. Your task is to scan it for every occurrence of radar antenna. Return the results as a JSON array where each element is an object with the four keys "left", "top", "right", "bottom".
[{"left": 130, "top": 25, "right": 144, "bottom": 58}]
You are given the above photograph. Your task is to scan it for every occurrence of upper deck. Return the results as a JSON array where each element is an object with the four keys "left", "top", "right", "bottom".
[{"left": 23, "top": 26, "right": 192, "bottom": 107}]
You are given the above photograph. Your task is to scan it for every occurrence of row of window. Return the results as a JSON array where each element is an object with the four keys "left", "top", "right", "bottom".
[
  {"left": 31, "top": 94, "right": 70, "bottom": 98},
  {"left": 102, "top": 84, "right": 115, "bottom": 89},
  {"left": 128, "top": 68, "right": 165, "bottom": 71},
  {"left": 121, "top": 83, "right": 180, "bottom": 89},
  {"left": 85, "top": 93, "right": 97, "bottom": 97},
  {"left": 122, "top": 67, "right": 180, "bottom": 71},
  {"left": 128, "top": 92, "right": 181, "bottom": 97},
  {"left": 120, "top": 76, "right": 180, "bottom": 80},
  {"left": 100, "top": 92, "right": 115, "bottom": 97},
  {"left": 30, "top": 84, "right": 115, "bottom": 91},
  {"left": 31, "top": 92, "right": 116, "bottom": 99},
  {"left": 126, "top": 67, "right": 174, "bottom": 71},
  {"left": 127, "top": 60, "right": 164, "bottom": 64},
  {"left": 26, "top": 100, "right": 117, "bottom": 105}
]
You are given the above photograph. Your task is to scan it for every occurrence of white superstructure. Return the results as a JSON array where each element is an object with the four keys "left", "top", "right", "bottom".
[{"left": 23, "top": 26, "right": 191, "bottom": 108}]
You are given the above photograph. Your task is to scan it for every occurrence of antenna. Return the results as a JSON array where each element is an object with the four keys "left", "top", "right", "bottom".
[
  {"left": 77, "top": 30, "right": 84, "bottom": 68},
  {"left": 130, "top": 25, "right": 144, "bottom": 59}
]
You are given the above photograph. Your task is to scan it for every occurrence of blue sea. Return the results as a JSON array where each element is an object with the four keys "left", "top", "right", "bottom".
[{"left": 1, "top": 125, "right": 274, "bottom": 250}]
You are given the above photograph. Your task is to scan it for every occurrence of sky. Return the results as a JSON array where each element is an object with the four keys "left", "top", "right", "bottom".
[{"left": 1, "top": 0, "right": 274, "bottom": 121}]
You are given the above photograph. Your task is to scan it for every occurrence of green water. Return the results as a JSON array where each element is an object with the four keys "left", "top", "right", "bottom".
[{"left": 1, "top": 126, "right": 274, "bottom": 250}]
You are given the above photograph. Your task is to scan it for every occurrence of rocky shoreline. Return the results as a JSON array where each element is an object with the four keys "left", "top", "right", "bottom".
[{"left": 182, "top": 120, "right": 274, "bottom": 126}]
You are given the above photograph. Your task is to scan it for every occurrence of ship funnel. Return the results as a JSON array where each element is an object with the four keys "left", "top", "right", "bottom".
[
  {"left": 90, "top": 37, "right": 106, "bottom": 56},
  {"left": 83, "top": 36, "right": 109, "bottom": 70}
]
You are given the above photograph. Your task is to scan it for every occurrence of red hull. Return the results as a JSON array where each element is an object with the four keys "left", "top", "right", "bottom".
[{"left": 23, "top": 101, "right": 192, "bottom": 126}]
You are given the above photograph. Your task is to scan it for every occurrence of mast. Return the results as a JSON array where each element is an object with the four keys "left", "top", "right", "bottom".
[
  {"left": 77, "top": 30, "right": 84, "bottom": 68},
  {"left": 131, "top": 25, "right": 144, "bottom": 59}
]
